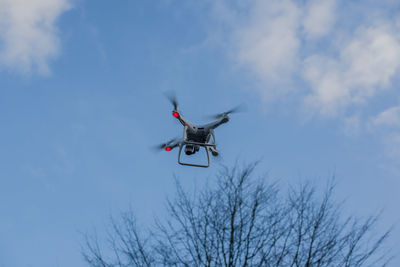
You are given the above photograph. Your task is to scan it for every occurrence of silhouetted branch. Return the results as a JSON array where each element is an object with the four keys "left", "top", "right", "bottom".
[{"left": 83, "top": 163, "right": 393, "bottom": 267}]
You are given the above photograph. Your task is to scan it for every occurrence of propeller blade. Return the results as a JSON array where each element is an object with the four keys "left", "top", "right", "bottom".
[
  {"left": 208, "top": 103, "right": 247, "bottom": 119},
  {"left": 152, "top": 137, "right": 180, "bottom": 152},
  {"left": 164, "top": 91, "right": 179, "bottom": 110}
]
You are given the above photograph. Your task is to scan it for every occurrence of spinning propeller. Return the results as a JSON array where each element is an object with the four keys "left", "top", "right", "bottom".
[
  {"left": 153, "top": 137, "right": 180, "bottom": 152},
  {"left": 165, "top": 91, "right": 179, "bottom": 111},
  {"left": 165, "top": 91, "right": 181, "bottom": 118},
  {"left": 208, "top": 104, "right": 247, "bottom": 119}
]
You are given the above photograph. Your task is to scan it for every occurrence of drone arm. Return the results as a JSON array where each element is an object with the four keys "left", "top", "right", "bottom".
[
  {"left": 164, "top": 140, "right": 181, "bottom": 151},
  {"left": 170, "top": 142, "right": 180, "bottom": 149},
  {"left": 177, "top": 115, "right": 190, "bottom": 127},
  {"left": 174, "top": 112, "right": 196, "bottom": 132},
  {"left": 208, "top": 116, "right": 229, "bottom": 130}
]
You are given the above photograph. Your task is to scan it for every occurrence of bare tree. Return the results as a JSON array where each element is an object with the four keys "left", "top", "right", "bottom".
[{"left": 83, "top": 163, "right": 392, "bottom": 267}]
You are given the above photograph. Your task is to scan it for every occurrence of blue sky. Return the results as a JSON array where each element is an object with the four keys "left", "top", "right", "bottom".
[{"left": 0, "top": 0, "right": 399, "bottom": 266}]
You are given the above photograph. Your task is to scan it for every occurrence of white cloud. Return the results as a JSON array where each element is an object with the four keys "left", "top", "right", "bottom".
[
  {"left": 0, "top": 0, "right": 71, "bottom": 74},
  {"left": 303, "top": 0, "right": 336, "bottom": 39},
  {"left": 209, "top": 1, "right": 400, "bottom": 117},
  {"left": 303, "top": 55, "right": 346, "bottom": 116},
  {"left": 383, "top": 132, "right": 400, "bottom": 158},
  {"left": 367, "top": 105, "right": 400, "bottom": 165},
  {"left": 303, "top": 23, "right": 400, "bottom": 116},
  {"left": 232, "top": 0, "right": 301, "bottom": 96},
  {"left": 203, "top": 0, "right": 400, "bottom": 168},
  {"left": 343, "top": 26, "right": 400, "bottom": 88},
  {"left": 370, "top": 105, "right": 400, "bottom": 128}
]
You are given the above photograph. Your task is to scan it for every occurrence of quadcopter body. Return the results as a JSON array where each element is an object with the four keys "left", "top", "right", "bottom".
[{"left": 157, "top": 95, "right": 241, "bottom": 168}]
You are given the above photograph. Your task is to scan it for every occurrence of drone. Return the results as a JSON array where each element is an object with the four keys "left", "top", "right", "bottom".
[{"left": 155, "top": 94, "right": 243, "bottom": 168}]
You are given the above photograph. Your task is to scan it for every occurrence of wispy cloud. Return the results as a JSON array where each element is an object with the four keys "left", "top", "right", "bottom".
[
  {"left": 304, "top": 23, "right": 400, "bottom": 116},
  {"left": 0, "top": 0, "right": 71, "bottom": 74},
  {"left": 209, "top": 0, "right": 400, "bottom": 118},
  {"left": 302, "top": 0, "right": 336, "bottom": 39},
  {"left": 369, "top": 105, "right": 400, "bottom": 163},
  {"left": 370, "top": 105, "right": 400, "bottom": 128},
  {"left": 233, "top": 0, "right": 301, "bottom": 95},
  {"left": 382, "top": 133, "right": 400, "bottom": 161},
  {"left": 204, "top": 0, "right": 400, "bottom": 165}
]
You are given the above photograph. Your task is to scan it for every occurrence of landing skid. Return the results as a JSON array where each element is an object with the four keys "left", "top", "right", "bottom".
[{"left": 178, "top": 141, "right": 216, "bottom": 168}]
